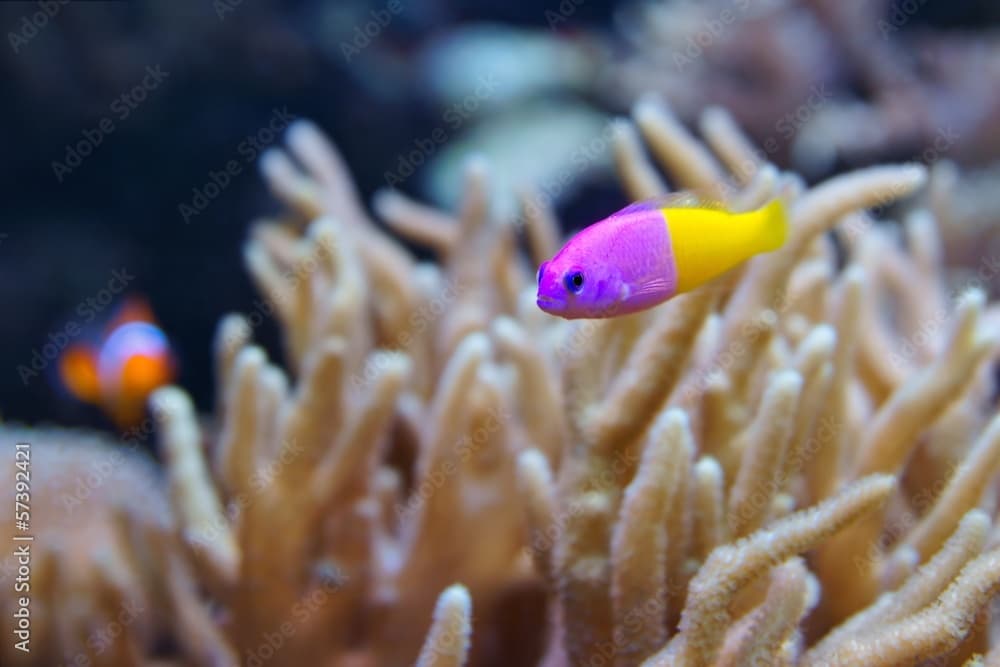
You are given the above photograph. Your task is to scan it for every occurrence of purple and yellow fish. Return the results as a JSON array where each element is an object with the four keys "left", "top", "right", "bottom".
[{"left": 536, "top": 195, "right": 788, "bottom": 319}]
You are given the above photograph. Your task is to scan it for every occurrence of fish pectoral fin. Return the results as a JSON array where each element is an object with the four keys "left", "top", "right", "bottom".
[{"left": 625, "top": 277, "right": 673, "bottom": 300}]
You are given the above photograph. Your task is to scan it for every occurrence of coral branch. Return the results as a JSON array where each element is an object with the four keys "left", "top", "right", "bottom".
[
  {"left": 692, "top": 456, "right": 726, "bottom": 560},
  {"left": 585, "top": 289, "right": 714, "bottom": 456},
  {"left": 723, "top": 164, "right": 927, "bottom": 343},
  {"left": 373, "top": 188, "right": 458, "bottom": 257},
  {"left": 152, "top": 387, "right": 238, "bottom": 587},
  {"left": 279, "top": 338, "right": 347, "bottom": 483},
  {"left": 611, "top": 118, "right": 669, "bottom": 200},
  {"left": 698, "top": 106, "right": 763, "bottom": 186},
  {"left": 517, "top": 449, "right": 558, "bottom": 584},
  {"left": 633, "top": 96, "right": 727, "bottom": 193},
  {"left": 803, "top": 549, "right": 1000, "bottom": 667},
  {"left": 213, "top": 313, "right": 251, "bottom": 420},
  {"left": 310, "top": 351, "right": 409, "bottom": 508},
  {"left": 644, "top": 474, "right": 895, "bottom": 667},
  {"left": 809, "top": 509, "right": 989, "bottom": 661},
  {"left": 416, "top": 585, "right": 473, "bottom": 667},
  {"left": 855, "top": 289, "right": 996, "bottom": 477},
  {"left": 214, "top": 345, "right": 265, "bottom": 497},
  {"left": 517, "top": 186, "right": 561, "bottom": 268},
  {"left": 898, "top": 416, "right": 1000, "bottom": 560},
  {"left": 728, "top": 370, "right": 803, "bottom": 537},
  {"left": 610, "top": 409, "right": 693, "bottom": 666},
  {"left": 715, "top": 559, "right": 810, "bottom": 667},
  {"left": 493, "top": 316, "right": 567, "bottom": 467}
]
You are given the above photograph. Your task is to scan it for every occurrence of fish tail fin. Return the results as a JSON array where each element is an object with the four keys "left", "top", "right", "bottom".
[{"left": 755, "top": 197, "right": 789, "bottom": 252}]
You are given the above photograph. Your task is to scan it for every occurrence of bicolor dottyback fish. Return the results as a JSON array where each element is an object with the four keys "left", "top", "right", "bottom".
[{"left": 536, "top": 194, "right": 788, "bottom": 319}]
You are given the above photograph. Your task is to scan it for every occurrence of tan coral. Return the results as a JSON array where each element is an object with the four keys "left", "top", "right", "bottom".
[{"left": 0, "top": 427, "right": 213, "bottom": 666}]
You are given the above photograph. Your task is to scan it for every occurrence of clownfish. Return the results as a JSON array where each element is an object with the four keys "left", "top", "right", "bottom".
[
  {"left": 58, "top": 297, "right": 176, "bottom": 428},
  {"left": 536, "top": 194, "right": 788, "bottom": 319}
]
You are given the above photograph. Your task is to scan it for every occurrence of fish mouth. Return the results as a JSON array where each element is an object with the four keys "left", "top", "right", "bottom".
[{"left": 536, "top": 295, "right": 565, "bottom": 312}]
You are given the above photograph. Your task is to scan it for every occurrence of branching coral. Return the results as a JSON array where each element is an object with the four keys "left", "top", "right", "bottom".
[
  {"left": 0, "top": 427, "right": 226, "bottom": 667},
  {"left": 6, "top": 93, "right": 1000, "bottom": 667}
]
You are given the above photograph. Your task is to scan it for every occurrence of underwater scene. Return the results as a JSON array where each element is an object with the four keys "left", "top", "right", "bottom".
[{"left": 3, "top": 0, "right": 1000, "bottom": 665}]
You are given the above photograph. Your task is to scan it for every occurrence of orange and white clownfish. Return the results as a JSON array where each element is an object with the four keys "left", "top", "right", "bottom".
[{"left": 58, "top": 297, "right": 176, "bottom": 428}]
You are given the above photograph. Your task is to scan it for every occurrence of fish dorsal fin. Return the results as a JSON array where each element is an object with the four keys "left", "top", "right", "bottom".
[{"left": 613, "top": 191, "right": 729, "bottom": 217}]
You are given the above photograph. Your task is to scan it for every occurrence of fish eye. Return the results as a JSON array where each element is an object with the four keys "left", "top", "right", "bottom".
[{"left": 564, "top": 271, "right": 584, "bottom": 294}]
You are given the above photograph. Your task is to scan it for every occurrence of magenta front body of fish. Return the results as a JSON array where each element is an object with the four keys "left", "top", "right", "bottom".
[{"left": 536, "top": 205, "right": 676, "bottom": 319}]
